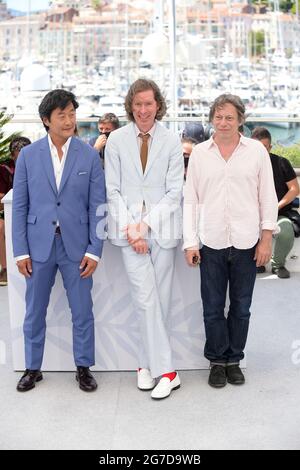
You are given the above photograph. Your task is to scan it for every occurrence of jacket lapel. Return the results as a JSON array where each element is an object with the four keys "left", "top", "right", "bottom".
[
  {"left": 40, "top": 136, "right": 57, "bottom": 195},
  {"left": 126, "top": 123, "right": 144, "bottom": 178},
  {"left": 58, "top": 136, "right": 79, "bottom": 195},
  {"left": 143, "top": 122, "right": 167, "bottom": 178}
]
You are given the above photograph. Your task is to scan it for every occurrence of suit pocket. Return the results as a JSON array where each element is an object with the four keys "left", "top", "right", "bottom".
[
  {"left": 27, "top": 214, "right": 37, "bottom": 224},
  {"left": 80, "top": 214, "right": 89, "bottom": 224},
  {"left": 70, "top": 171, "right": 89, "bottom": 194}
]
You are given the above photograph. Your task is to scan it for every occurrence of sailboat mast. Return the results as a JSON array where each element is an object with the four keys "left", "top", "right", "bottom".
[
  {"left": 27, "top": 0, "right": 31, "bottom": 56},
  {"left": 168, "top": 0, "right": 178, "bottom": 128}
]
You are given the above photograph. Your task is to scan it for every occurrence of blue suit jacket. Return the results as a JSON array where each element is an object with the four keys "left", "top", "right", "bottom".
[{"left": 12, "top": 135, "right": 106, "bottom": 262}]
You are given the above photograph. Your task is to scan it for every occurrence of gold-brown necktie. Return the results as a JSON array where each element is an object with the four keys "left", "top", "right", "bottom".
[{"left": 139, "top": 133, "right": 150, "bottom": 173}]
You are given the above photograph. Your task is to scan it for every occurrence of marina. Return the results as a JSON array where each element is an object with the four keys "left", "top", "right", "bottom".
[{"left": 0, "top": 1, "right": 300, "bottom": 146}]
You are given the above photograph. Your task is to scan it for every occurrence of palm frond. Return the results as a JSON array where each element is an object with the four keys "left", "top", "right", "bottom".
[{"left": 0, "top": 111, "right": 20, "bottom": 163}]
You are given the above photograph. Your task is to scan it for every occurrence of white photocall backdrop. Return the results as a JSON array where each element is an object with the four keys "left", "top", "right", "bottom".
[
  {"left": 2, "top": 191, "right": 300, "bottom": 371},
  {"left": 3, "top": 189, "right": 258, "bottom": 371},
  {"left": 3, "top": 190, "right": 209, "bottom": 371}
]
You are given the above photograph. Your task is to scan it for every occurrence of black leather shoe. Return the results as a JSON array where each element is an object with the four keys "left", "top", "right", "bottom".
[
  {"left": 16, "top": 369, "right": 43, "bottom": 392},
  {"left": 271, "top": 266, "right": 290, "bottom": 279},
  {"left": 76, "top": 367, "right": 97, "bottom": 392},
  {"left": 226, "top": 365, "right": 245, "bottom": 385},
  {"left": 208, "top": 365, "right": 227, "bottom": 388},
  {"left": 256, "top": 266, "right": 266, "bottom": 274}
]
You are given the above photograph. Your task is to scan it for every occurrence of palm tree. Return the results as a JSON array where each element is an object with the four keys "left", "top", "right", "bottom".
[{"left": 0, "top": 111, "right": 19, "bottom": 163}]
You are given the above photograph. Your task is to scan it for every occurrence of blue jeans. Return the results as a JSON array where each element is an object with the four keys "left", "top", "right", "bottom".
[{"left": 200, "top": 244, "right": 257, "bottom": 364}]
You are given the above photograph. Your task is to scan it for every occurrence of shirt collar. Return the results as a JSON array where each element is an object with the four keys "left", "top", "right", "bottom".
[
  {"left": 47, "top": 134, "right": 72, "bottom": 156},
  {"left": 238, "top": 133, "right": 248, "bottom": 146},
  {"left": 134, "top": 121, "right": 156, "bottom": 139},
  {"left": 207, "top": 135, "right": 216, "bottom": 149},
  {"left": 207, "top": 132, "right": 247, "bottom": 149}
]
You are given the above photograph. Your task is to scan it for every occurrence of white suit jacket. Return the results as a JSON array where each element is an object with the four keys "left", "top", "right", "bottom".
[{"left": 105, "top": 121, "right": 184, "bottom": 249}]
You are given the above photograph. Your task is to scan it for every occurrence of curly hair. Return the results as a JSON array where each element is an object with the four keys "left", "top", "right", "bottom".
[{"left": 125, "top": 78, "right": 167, "bottom": 122}]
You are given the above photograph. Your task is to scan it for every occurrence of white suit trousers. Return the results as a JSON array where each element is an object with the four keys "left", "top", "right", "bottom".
[{"left": 121, "top": 240, "right": 176, "bottom": 378}]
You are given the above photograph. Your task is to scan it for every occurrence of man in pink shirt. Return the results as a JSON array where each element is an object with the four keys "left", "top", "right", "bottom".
[{"left": 183, "top": 94, "right": 278, "bottom": 388}]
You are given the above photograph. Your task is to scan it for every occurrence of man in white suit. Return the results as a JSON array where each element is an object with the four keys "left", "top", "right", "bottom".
[{"left": 105, "top": 79, "right": 184, "bottom": 399}]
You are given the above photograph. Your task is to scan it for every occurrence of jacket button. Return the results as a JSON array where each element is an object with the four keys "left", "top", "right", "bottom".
[
  {"left": 52, "top": 221, "right": 56, "bottom": 225},
  {"left": 57, "top": 202, "right": 61, "bottom": 206}
]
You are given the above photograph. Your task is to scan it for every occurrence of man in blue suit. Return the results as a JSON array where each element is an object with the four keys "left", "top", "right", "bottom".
[{"left": 12, "top": 89, "right": 106, "bottom": 392}]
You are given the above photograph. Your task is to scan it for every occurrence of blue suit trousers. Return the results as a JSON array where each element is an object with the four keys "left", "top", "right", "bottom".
[{"left": 24, "top": 233, "right": 95, "bottom": 370}]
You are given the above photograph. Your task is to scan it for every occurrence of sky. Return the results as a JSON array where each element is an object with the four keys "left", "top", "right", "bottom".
[{"left": 6, "top": 0, "right": 49, "bottom": 11}]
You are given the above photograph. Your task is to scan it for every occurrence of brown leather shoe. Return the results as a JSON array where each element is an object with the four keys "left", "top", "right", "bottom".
[
  {"left": 16, "top": 369, "right": 43, "bottom": 392},
  {"left": 76, "top": 367, "right": 97, "bottom": 392}
]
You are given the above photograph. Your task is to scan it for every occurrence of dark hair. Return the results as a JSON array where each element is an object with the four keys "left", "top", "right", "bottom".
[
  {"left": 251, "top": 126, "right": 272, "bottom": 142},
  {"left": 181, "top": 136, "right": 197, "bottom": 146},
  {"left": 9, "top": 136, "right": 31, "bottom": 155},
  {"left": 98, "top": 112, "right": 120, "bottom": 129},
  {"left": 38, "top": 89, "right": 79, "bottom": 131},
  {"left": 125, "top": 78, "right": 167, "bottom": 122},
  {"left": 209, "top": 93, "right": 245, "bottom": 123}
]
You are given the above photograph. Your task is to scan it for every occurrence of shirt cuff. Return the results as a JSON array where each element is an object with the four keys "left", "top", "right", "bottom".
[
  {"left": 15, "top": 254, "right": 30, "bottom": 262},
  {"left": 261, "top": 222, "right": 279, "bottom": 234},
  {"left": 182, "top": 239, "right": 200, "bottom": 251},
  {"left": 85, "top": 252, "right": 99, "bottom": 263}
]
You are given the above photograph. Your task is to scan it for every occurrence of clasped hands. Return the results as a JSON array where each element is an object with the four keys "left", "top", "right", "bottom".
[{"left": 123, "top": 221, "right": 149, "bottom": 254}]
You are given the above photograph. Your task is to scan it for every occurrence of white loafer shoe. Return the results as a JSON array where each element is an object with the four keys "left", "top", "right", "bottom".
[
  {"left": 151, "top": 373, "right": 181, "bottom": 400},
  {"left": 137, "top": 368, "right": 156, "bottom": 391}
]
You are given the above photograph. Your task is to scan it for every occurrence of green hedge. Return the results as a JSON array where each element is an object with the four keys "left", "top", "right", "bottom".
[{"left": 272, "top": 143, "right": 300, "bottom": 168}]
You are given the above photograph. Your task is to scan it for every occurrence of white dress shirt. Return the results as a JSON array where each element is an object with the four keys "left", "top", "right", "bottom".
[
  {"left": 48, "top": 133, "right": 71, "bottom": 194},
  {"left": 134, "top": 121, "right": 156, "bottom": 214},
  {"left": 16, "top": 135, "right": 98, "bottom": 263},
  {"left": 183, "top": 134, "right": 278, "bottom": 250},
  {"left": 134, "top": 122, "right": 156, "bottom": 152}
]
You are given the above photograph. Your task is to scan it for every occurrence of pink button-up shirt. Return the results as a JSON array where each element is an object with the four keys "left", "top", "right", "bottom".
[{"left": 183, "top": 134, "right": 278, "bottom": 250}]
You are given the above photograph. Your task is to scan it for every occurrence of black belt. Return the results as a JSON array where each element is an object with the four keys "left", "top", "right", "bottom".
[{"left": 55, "top": 226, "right": 61, "bottom": 235}]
